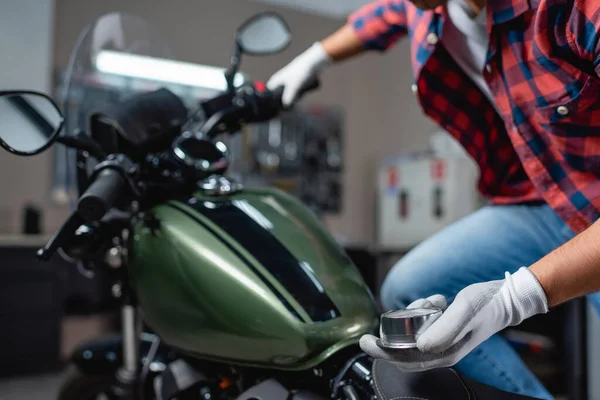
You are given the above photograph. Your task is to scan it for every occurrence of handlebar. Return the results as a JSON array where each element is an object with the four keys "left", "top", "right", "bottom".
[
  {"left": 280, "top": 75, "right": 321, "bottom": 107},
  {"left": 77, "top": 168, "right": 126, "bottom": 222},
  {"left": 38, "top": 164, "right": 129, "bottom": 261},
  {"left": 201, "top": 76, "right": 320, "bottom": 138},
  {"left": 38, "top": 78, "right": 320, "bottom": 261},
  {"left": 264, "top": 75, "right": 321, "bottom": 110}
]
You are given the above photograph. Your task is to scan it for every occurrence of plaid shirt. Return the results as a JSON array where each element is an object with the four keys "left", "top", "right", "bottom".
[{"left": 350, "top": 0, "right": 600, "bottom": 234}]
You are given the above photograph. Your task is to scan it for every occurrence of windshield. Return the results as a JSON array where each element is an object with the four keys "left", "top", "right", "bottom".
[
  {"left": 52, "top": 12, "right": 245, "bottom": 201},
  {"left": 54, "top": 13, "right": 190, "bottom": 200},
  {"left": 62, "top": 12, "right": 175, "bottom": 141},
  {"left": 54, "top": 13, "right": 176, "bottom": 201}
]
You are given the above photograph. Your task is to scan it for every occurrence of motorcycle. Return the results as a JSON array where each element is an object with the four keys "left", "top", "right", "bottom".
[
  {"left": 0, "top": 11, "right": 377, "bottom": 400},
  {"left": 0, "top": 11, "right": 541, "bottom": 400}
]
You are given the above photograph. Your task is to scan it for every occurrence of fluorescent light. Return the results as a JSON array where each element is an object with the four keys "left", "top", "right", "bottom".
[{"left": 95, "top": 50, "right": 245, "bottom": 91}]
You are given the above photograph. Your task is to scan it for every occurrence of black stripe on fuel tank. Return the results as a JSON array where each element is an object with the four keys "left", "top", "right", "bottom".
[
  {"left": 175, "top": 198, "right": 340, "bottom": 323},
  {"left": 167, "top": 203, "right": 304, "bottom": 322}
]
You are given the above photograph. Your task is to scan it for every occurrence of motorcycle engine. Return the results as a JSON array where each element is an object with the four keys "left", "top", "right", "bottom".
[
  {"left": 235, "top": 379, "right": 326, "bottom": 400},
  {"left": 153, "top": 356, "right": 375, "bottom": 400}
]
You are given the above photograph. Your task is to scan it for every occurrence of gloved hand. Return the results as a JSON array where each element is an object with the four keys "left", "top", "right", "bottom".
[
  {"left": 267, "top": 42, "right": 332, "bottom": 107},
  {"left": 360, "top": 267, "right": 548, "bottom": 372}
]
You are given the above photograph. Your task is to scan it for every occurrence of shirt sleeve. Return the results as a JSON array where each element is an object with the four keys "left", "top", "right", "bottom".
[
  {"left": 348, "top": 0, "right": 409, "bottom": 52},
  {"left": 567, "top": 1, "right": 600, "bottom": 76}
]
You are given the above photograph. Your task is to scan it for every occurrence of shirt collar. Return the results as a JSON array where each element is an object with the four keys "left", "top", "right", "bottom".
[{"left": 434, "top": 0, "right": 532, "bottom": 25}]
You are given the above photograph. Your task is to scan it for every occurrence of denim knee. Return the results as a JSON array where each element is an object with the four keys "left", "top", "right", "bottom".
[
  {"left": 379, "top": 259, "right": 423, "bottom": 311},
  {"left": 380, "top": 277, "right": 402, "bottom": 311}
]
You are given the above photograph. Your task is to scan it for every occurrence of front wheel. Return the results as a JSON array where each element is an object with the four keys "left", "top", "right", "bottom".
[{"left": 57, "top": 367, "right": 115, "bottom": 400}]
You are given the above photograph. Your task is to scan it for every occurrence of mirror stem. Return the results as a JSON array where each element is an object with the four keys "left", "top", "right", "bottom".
[
  {"left": 224, "top": 44, "right": 241, "bottom": 95},
  {"left": 56, "top": 131, "right": 106, "bottom": 159}
]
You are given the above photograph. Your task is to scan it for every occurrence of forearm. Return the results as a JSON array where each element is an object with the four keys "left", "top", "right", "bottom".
[
  {"left": 530, "top": 218, "right": 600, "bottom": 307},
  {"left": 320, "top": 24, "right": 366, "bottom": 62}
]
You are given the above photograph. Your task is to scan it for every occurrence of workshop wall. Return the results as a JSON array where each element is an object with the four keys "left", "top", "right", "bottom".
[
  {"left": 0, "top": 0, "right": 69, "bottom": 235},
  {"left": 49, "top": 0, "right": 436, "bottom": 244}
]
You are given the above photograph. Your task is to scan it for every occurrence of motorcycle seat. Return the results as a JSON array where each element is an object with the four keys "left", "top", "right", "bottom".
[{"left": 372, "top": 360, "right": 542, "bottom": 400}]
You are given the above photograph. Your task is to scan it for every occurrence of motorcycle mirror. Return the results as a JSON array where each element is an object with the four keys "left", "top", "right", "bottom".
[
  {"left": 236, "top": 12, "right": 291, "bottom": 55},
  {"left": 0, "top": 91, "right": 64, "bottom": 156}
]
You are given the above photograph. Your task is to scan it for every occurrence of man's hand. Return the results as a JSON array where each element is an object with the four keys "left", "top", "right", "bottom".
[
  {"left": 267, "top": 42, "right": 332, "bottom": 107},
  {"left": 267, "top": 23, "right": 366, "bottom": 106},
  {"left": 360, "top": 267, "right": 548, "bottom": 371}
]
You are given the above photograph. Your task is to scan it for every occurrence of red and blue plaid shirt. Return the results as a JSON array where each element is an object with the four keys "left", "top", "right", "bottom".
[{"left": 350, "top": 0, "right": 600, "bottom": 233}]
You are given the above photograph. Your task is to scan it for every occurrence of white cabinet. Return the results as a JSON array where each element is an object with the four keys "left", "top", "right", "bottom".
[{"left": 376, "top": 155, "right": 481, "bottom": 250}]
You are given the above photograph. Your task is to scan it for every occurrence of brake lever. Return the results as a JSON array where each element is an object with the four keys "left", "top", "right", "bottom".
[
  {"left": 37, "top": 211, "right": 85, "bottom": 261},
  {"left": 275, "top": 76, "right": 320, "bottom": 110},
  {"left": 201, "top": 77, "right": 320, "bottom": 138}
]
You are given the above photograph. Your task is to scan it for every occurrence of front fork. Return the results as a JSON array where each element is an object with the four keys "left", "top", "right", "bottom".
[
  {"left": 111, "top": 303, "right": 142, "bottom": 399},
  {"left": 111, "top": 226, "right": 141, "bottom": 400}
]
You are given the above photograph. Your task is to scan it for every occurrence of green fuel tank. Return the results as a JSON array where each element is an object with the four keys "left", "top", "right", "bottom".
[{"left": 129, "top": 187, "right": 378, "bottom": 370}]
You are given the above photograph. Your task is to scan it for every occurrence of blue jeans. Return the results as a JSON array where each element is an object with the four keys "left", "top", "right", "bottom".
[{"left": 380, "top": 204, "right": 600, "bottom": 399}]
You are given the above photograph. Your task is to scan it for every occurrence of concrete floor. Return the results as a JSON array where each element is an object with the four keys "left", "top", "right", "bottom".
[{"left": 0, "top": 371, "right": 64, "bottom": 400}]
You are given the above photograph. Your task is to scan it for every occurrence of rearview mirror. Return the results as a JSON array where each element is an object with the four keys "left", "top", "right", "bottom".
[
  {"left": 236, "top": 12, "right": 291, "bottom": 55},
  {"left": 0, "top": 91, "right": 64, "bottom": 156}
]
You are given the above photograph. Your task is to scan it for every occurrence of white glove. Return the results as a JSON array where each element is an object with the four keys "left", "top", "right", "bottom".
[
  {"left": 267, "top": 42, "right": 332, "bottom": 107},
  {"left": 360, "top": 267, "right": 548, "bottom": 372}
]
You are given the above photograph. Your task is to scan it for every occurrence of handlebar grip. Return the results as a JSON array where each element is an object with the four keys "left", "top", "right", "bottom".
[
  {"left": 298, "top": 75, "right": 320, "bottom": 98},
  {"left": 272, "top": 86, "right": 285, "bottom": 105},
  {"left": 77, "top": 168, "right": 125, "bottom": 222},
  {"left": 272, "top": 76, "right": 321, "bottom": 108}
]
